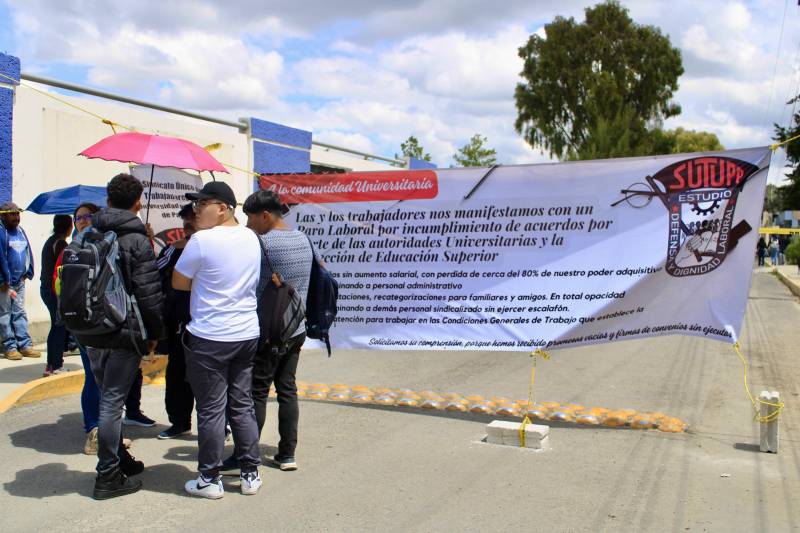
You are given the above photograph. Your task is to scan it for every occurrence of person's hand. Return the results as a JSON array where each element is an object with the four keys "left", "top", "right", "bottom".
[
  {"left": 146, "top": 340, "right": 157, "bottom": 353},
  {"left": 9, "top": 289, "right": 17, "bottom": 299}
]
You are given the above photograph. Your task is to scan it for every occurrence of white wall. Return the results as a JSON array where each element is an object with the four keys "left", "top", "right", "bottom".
[{"left": 10, "top": 84, "right": 397, "bottom": 330}]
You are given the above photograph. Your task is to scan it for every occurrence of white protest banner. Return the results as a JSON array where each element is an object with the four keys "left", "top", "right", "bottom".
[
  {"left": 131, "top": 165, "right": 202, "bottom": 252},
  {"left": 261, "top": 147, "right": 771, "bottom": 351}
]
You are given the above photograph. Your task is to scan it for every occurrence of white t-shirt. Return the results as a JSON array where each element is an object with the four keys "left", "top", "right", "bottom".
[{"left": 175, "top": 224, "right": 261, "bottom": 342}]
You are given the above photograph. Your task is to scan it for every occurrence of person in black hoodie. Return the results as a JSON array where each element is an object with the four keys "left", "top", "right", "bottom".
[{"left": 78, "top": 173, "right": 165, "bottom": 500}]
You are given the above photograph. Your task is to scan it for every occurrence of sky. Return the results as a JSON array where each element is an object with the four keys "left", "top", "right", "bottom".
[{"left": 0, "top": 0, "right": 798, "bottom": 179}]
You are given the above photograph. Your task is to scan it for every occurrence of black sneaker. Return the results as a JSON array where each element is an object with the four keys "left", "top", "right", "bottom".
[
  {"left": 219, "top": 455, "right": 240, "bottom": 476},
  {"left": 272, "top": 455, "right": 298, "bottom": 471},
  {"left": 123, "top": 411, "right": 156, "bottom": 427},
  {"left": 157, "top": 425, "right": 191, "bottom": 440},
  {"left": 93, "top": 468, "right": 142, "bottom": 500},
  {"left": 119, "top": 450, "right": 145, "bottom": 477}
]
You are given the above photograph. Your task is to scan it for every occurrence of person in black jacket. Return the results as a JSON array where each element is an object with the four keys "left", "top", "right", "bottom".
[
  {"left": 156, "top": 202, "right": 196, "bottom": 439},
  {"left": 78, "top": 173, "right": 165, "bottom": 500}
]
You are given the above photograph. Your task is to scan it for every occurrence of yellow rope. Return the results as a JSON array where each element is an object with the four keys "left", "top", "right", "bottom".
[
  {"left": 733, "top": 342, "right": 784, "bottom": 423},
  {"left": 770, "top": 131, "right": 800, "bottom": 151},
  {"left": 519, "top": 349, "right": 551, "bottom": 446}
]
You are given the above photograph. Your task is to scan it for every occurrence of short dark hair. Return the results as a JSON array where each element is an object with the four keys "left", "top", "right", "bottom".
[
  {"left": 73, "top": 202, "right": 100, "bottom": 219},
  {"left": 107, "top": 173, "right": 144, "bottom": 210},
  {"left": 53, "top": 214, "right": 72, "bottom": 236},
  {"left": 177, "top": 202, "right": 194, "bottom": 219},
  {"left": 242, "top": 189, "right": 285, "bottom": 216}
]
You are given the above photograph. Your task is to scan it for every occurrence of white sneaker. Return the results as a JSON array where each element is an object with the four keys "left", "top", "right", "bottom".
[
  {"left": 240, "top": 471, "right": 262, "bottom": 495},
  {"left": 185, "top": 475, "right": 224, "bottom": 499}
]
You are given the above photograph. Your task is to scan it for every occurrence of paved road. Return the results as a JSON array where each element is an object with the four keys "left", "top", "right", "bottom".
[{"left": 1, "top": 272, "right": 798, "bottom": 532}]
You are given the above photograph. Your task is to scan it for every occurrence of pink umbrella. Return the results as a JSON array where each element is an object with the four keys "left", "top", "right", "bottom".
[{"left": 79, "top": 132, "right": 228, "bottom": 222}]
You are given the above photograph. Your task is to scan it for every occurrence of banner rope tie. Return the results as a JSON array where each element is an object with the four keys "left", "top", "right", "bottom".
[
  {"left": 769, "top": 131, "right": 800, "bottom": 151},
  {"left": 519, "top": 349, "right": 551, "bottom": 447},
  {"left": 733, "top": 341, "right": 784, "bottom": 423}
]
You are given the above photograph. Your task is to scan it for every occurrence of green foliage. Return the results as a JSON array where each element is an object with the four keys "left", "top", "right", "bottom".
[
  {"left": 396, "top": 136, "right": 431, "bottom": 161},
  {"left": 773, "top": 94, "right": 800, "bottom": 211},
  {"left": 515, "top": 0, "right": 683, "bottom": 160},
  {"left": 785, "top": 237, "right": 800, "bottom": 265},
  {"left": 665, "top": 127, "right": 724, "bottom": 153},
  {"left": 453, "top": 134, "right": 497, "bottom": 167}
]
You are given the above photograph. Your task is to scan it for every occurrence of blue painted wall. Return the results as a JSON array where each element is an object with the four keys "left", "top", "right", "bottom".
[
  {"left": 0, "top": 53, "right": 19, "bottom": 203},
  {"left": 409, "top": 157, "right": 437, "bottom": 170},
  {"left": 250, "top": 118, "right": 311, "bottom": 182}
]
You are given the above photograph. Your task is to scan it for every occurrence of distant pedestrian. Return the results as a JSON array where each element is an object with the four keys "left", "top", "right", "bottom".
[{"left": 757, "top": 236, "right": 767, "bottom": 267}]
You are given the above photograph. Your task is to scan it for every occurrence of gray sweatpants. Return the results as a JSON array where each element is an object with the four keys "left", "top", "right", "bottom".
[{"left": 184, "top": 332, "right": 260, "bottom": 477}]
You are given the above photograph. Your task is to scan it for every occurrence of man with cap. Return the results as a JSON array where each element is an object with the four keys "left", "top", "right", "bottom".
[
  {"left": 0, "top": 202, "right": 40, "bottom": 360},
  {"left": 173, "top": 181, "right": 263, "bottom": 498},
  {"left": 156, "top": 202, "right": 196, "bottom": 440}
]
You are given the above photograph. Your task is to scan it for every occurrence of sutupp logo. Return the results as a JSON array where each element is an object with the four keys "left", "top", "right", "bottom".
[{"left": 613, "top": 156, "right": 760, "bottom": 278}]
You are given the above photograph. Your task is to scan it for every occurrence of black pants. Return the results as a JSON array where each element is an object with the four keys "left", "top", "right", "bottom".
[
  {"left": 165, "top": 323, "right": 194, "bottom": 428},
  {"left": 252, "top": 333, "right": 305, "bottom": 459},
  {"left": 124, "top": 368, "right": 144, "bottom": 416}
]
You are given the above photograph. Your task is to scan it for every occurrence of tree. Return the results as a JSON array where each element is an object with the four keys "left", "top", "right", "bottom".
[
  {"left": 665, "top": 127, "right": 724, "bottom": 153},
  {"left": 396, "top": 135, "right": 431, "bottom": 161},
  {"left": 773, "top": 95, "right": 800, "bottom": 211},
  {"left": 453, "top": 134, "right": 497, "bottom": 167},
  {"left": 514, "top": 1, "right": 683, "bottom": 160}
]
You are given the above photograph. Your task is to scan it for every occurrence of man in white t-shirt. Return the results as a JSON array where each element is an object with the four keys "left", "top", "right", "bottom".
[{"left": 172, "top": 181, "right": 262, "bottom": 499}]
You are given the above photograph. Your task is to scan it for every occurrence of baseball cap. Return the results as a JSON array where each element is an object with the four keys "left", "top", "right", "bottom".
[
  {"left": 185, "top": 181, "right": 237, "bottom": 208},
  {"left": 0, "top": 202, "right": 23, "bottom": 213}
]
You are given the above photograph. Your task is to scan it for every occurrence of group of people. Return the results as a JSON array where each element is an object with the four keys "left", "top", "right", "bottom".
[
  {"left": 756, "top": 235, "right": 787, "bottom": 267},
  {"left": 3, "top": 173, "right": 315, "bottom": 500}
]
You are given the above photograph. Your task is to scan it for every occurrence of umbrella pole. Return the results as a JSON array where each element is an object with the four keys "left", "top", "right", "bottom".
[
  {"left": 145, "top": 164, "right": 155, "bottom": 224},
  {"left": 209, "top": 171, "right": 216, "bottom": 181}
]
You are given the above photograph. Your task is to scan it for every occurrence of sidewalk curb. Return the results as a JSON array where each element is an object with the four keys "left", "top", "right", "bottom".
[
  {"left": 774, "top": 268, "right": 800, "bottom": 299},
  {"left": 0, "top": 355, "right": 167, "bottom": 415}
]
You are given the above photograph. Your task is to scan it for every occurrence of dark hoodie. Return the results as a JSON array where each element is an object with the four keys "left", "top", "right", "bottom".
[{"left": 75, "top": 208, "right": 165, "bottom": 353}]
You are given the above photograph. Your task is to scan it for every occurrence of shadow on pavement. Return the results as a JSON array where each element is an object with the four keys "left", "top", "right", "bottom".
[
  {"left": 138, "top": 462, "right": 197, "bottom": 496},
  {"left": 8, "top": 413, "right": 85, "bottom": 455},
  {"left": 0, "top": 363, "right": 82, "bottom": 384},
  {"left": 3, "top": 463, "right": 94, "bottom": 499},
  {"left": 3, "top": 462, "right": 199, "bottom": 499},
  {"left": 733, "top": 442, "right": 762, "bottom": 453}
]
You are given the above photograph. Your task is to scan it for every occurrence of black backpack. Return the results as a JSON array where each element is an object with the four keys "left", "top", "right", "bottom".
[
  {"left": 304, "top": 235, "right": 338, "bottom": 356},
  {"left": 256, "top": 237, "right": 305, "bottom": 355},
  {"left": 58, "top": 229, "right": 146, "bottom": 351}
]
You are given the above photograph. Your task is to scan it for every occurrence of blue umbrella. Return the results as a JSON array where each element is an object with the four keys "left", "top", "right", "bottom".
[{"left": 26, "top": 185, "right": 107, "bottom": 215}]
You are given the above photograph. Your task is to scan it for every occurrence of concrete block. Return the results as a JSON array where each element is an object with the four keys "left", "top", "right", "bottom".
[{"left": 485, "top": 420, "right": 549, "bottom": 448}]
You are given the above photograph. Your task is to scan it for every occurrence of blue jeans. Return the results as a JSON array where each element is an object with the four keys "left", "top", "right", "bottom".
[
  {"left": 79, "top": 345, "right": 100, "bottom": 433},
  {"left": 40, "top": 286, "right": 66, "bottom": 370},
  {"left": 0, "top": 281, "right": 32, "bottom": 352}
]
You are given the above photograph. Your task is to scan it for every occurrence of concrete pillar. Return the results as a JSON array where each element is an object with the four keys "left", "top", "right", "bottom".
[
  {"left": 759, "top": 390, "right": 780, "bottom": 453},
  {"left": 249, "top": 118, "right": 311, "bottom": 188},
  {"left": 0, "top": 53, "right": 20, "bottom": 203}
]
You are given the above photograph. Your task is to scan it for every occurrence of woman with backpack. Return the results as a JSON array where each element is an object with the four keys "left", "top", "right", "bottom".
[{"left": 40, "top": 214, "right": 73, "bottom": 376}]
